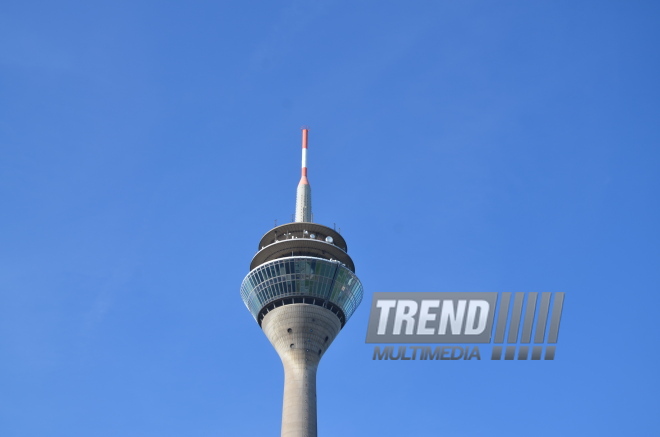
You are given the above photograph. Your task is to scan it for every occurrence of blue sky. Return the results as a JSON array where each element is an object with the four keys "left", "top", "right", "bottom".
[{"left": 1, "top": 1, "right": 659, "bottom": 436}]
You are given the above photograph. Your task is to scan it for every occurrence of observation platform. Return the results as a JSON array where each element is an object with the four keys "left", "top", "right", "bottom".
[{"left": 251, "top": 222, "right": 354, "bottom": 272}]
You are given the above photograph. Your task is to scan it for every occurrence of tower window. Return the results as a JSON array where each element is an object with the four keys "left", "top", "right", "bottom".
[{"left": 287, "top": 328, "right": 292, "bottom": 334}]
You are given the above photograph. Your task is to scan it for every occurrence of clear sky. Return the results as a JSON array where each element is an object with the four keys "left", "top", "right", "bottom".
[{"left": 1, "top": 1, "right": 659, "bottom": 436}]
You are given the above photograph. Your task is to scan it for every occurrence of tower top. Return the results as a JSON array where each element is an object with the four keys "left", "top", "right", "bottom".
[{"left": 295, "top": 128, "right": 312, "bottom": 222}]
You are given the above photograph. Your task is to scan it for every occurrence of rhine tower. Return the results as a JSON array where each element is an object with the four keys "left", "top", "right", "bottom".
[{"left": 240, "top": 129, "right": 363, "bottom": 437}]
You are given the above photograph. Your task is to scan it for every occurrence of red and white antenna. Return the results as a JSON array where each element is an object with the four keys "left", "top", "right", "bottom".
[
  {"left": 295, "top": 128, "right": 312, "bottom": 222},
  {"left": 300, "top": 128, "right": 309, "bottom": 184}
]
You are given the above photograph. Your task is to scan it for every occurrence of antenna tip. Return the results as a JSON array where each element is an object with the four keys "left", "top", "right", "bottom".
[{"left": 301, "top": 128, "right": 309, "bottom": 149}]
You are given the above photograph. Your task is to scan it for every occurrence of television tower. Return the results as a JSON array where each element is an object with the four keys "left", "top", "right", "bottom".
[{"left": 240, "top": 129, "right": 363, "bottom": 437}]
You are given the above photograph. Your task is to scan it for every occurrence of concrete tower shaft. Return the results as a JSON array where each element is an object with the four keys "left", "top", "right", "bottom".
[{"left": 262, "top": 305, "right": 341, "bottom": 437}]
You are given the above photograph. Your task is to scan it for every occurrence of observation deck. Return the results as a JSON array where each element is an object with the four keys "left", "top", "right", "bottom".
[
  {"left": 241, "top": 222, "right": 362, "bottom": 328},
  {"left": 251, "top": 222, "right": 354, "bottom": 272}
]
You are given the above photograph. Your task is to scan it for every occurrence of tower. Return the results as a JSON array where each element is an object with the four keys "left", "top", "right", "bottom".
[{"left": 240, "top": 129, "right": 363, "bottom": 437}]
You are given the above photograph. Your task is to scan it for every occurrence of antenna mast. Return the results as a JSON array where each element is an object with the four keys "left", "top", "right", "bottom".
[{"left": 295, "top": 128, "right": 312, "bottom": 222}]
